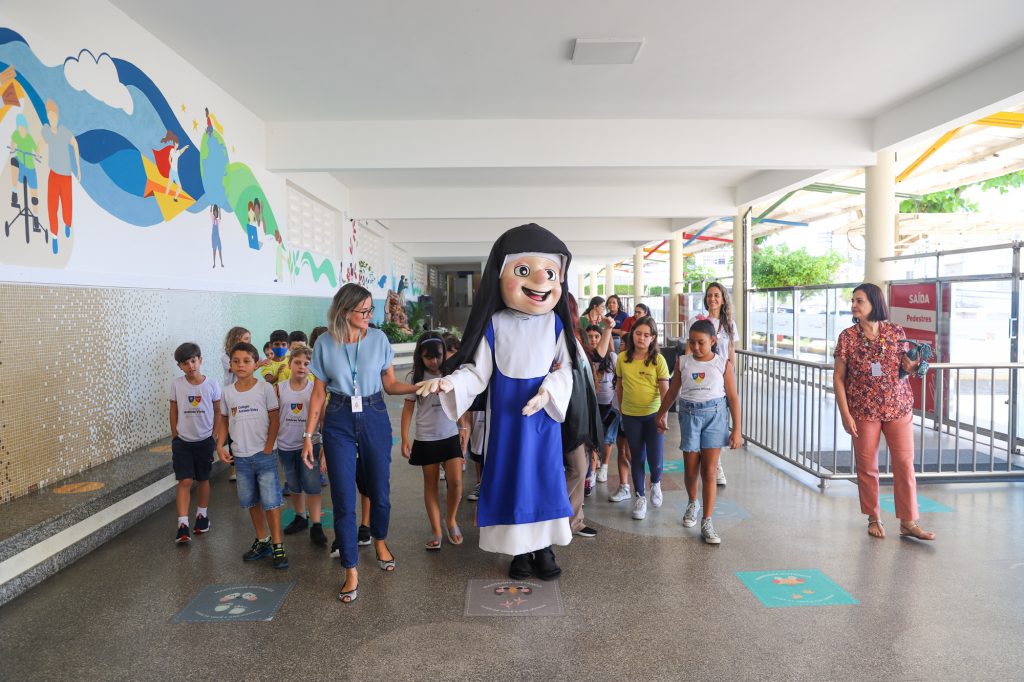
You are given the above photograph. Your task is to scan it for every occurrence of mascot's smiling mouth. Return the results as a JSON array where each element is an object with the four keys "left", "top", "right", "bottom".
[{"left": 522, "top": 287, "right": 552, "bottom": 302}]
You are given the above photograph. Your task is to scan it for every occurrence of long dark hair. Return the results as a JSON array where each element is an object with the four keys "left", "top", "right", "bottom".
[
  {"left": 624, "top": 315, "right": 660, "bottom": 366},
  {"left": 586, "top": 324, "right": 614, "bottom": 375},
  {"left": 633, "top": 303, "right": 650, "bottom": 318},
  {"left": 582, "top": 296, "right": 605, "bottom": 316},
  {"left": 704, "top": 282, "right": 735, "bottom": 341},
  {"left": 412, "top": 331, "right": 447, "bottom": 383}
]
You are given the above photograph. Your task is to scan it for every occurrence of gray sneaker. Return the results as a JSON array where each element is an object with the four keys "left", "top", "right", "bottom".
[
  {"left": 716, "top": 462, "right": 727, "bottom": 486},
  {"left": 701, "top": 518, "right": 721, "bottom": 544},
  {"left": 632, "top": 495, "right": 647, "bottom": 520},
  {"left": 609, "top": 484, "right": 631, "bottom": 502},
  {"left": 467, "top": 482, "right": 481, "bottom": 502},
  {"left": 682, "top": 500, "right": 700, "bottom": 527}
]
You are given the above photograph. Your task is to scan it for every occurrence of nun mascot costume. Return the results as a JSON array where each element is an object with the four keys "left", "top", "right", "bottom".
[{"left": 416, "top": 223, "right": 578, "bottom": 579}]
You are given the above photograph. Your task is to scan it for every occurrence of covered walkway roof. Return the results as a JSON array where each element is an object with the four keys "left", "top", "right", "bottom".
[{"left": 109, "top": 0, "right": 1024, "bottom": 271}]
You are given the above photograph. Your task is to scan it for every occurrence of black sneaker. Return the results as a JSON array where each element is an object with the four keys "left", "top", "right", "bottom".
[
  {"left": 194, "top": 514, "right": 210, "bottom": 534},
  {"left": 584, "top": 483, "right": 593, "bottom": 498},
  {"left": 329, "top": 539, "right": 340, "bottom": 558},
  {"left": 509, "top": 553, "right": 533, "bottom": 579},
  {"left": 357, "top": 524, "right": 372, "bottom": 546},
  {"left": 530, "top": 546, "right": 562, "bottom": 580},
  {"left": 283, "top": 515, "right": 308, "bottom": 535},
  {"left": 272, "top": 544, "right": 289, "bottom": 569},
  {"left": 175, "top": 523, "right": 191, "bottom": 544},
  {"left": 310, "top": 523, "right": 327, "bottom": 547},
  {"left": 243, "top": 538, "right": 272, "bottom": 561},
  {"left": 574, "top": 525, "right": 598, "bottom": 538}
]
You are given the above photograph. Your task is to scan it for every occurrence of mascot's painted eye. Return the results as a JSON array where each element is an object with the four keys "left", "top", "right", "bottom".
[
  {"left": 514, "top": 264, "right": 531, "bottom": 277},
  {"left": 544, "top": 269, "right": 557, "bottom": 281}
]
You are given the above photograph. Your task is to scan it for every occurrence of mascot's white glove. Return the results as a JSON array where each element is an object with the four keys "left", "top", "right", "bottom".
[
  {"left": 415, "top": 377, "right": 453, "bottom": 397},
  {"left": 522, "top": 387, "right": 549, "bottom": 417}
]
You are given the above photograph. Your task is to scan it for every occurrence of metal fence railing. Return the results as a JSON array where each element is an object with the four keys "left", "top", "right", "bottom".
[{"left": 737, "top": 350, "right": 1024, "bottom": 488}]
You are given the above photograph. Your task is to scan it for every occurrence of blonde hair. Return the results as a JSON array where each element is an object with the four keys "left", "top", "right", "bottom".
[
  {"left": 223, "top": 326, "right": 251, "bottom": 355},
  {"left": 327, "top": 283, "right": 373, "bottom": 342},
  {"left": 289, "top": 344, "right": 313, "bottom": 362}
]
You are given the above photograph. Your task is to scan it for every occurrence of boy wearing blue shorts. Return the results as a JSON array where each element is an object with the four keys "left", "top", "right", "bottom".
[
  {"left": 170, "top": 342, "right": 221, "bottom": 544},
  {"left": 217, "top": 341, "right": 289, "bottom": 568}
]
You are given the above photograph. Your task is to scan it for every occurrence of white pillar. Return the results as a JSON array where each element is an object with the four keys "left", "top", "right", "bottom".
[
  {"left": 577, "top": 273, "right": 585, "bottom": 299},
  {"left": 605, "top": 264, "right": 615, "bottom": 300},
  {"left": 590, "top": 269, "right": 599, "bottom": 298},
  {"left": 733, "top": 208, "right": 750, "bottom": 349},
  {"left": 669, "top": 231, "right": 683, "bottom": 336},
  {"left": 633, "top": 246, "right": 644, "bottom": 301},
  {"left": 865, "top": 150, "right": 897, "bottom": 288}
]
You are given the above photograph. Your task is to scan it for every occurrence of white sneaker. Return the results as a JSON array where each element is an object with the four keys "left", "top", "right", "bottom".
[
  {"left": 650, "top": 481, "right": 663, "bottom": 508},
  {"left": 716, "top": 462, "right": 727, "bottom": 486},
  {"left": 701, "top": 518, "right": 721, "bottom": 544},
  {"left": 632, "top": 495, "right": 647, "bottom": 520},
  {"left": 682, "top": 500, "right": 700, "bottom": 527},
  {"left": 597, "top": 463, "right": 609, "bottom": 483},
  {"left": 609, "top": 484, "right": 631, "bottom": 502},
  {"left": 587, "top": 470, "right": 597, "bottom": 489}
]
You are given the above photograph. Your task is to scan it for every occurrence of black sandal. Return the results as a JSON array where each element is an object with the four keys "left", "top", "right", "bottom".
[{"left": 376, "top": 544, "right": 396, "bottom": 571}]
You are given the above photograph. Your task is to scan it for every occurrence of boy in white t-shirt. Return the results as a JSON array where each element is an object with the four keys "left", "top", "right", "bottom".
[
  {"left": 170, "top": 343, "right": 222, "bottom": 544},
  {"left": 218, "top": 342, "right": 289, "bottom": 569}
]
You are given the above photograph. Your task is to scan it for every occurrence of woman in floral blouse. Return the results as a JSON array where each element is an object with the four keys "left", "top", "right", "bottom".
[{"left": 833, "top": 283, "right": 935, "bottom": 541}]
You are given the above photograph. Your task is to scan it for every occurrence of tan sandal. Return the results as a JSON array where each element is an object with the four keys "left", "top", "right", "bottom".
[
  {"left": 867, "top": 519, "right": 885, "bottom": 539},
  {"left": 899, "top": 522, "right": 935, "bottom": 541}
]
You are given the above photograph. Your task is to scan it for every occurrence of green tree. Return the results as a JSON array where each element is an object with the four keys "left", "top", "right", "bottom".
[
  {"left": 899, "top": 186, "right": 977, "bottom": 213},
  {"left": 751, "top": 245, "right": 844, "bottom": 288}
]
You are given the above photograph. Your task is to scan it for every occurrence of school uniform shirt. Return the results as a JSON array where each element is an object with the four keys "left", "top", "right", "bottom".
[
  {"left": 276, "top": 378, "right": 319, "bottom": 451},
  {"left": 692, "top": 315, "right": 738, "bottom": 360},
  {"left": 404, "top": 371, "right": 460, "bottom": 442},
  {"left": 615, "top": 352, "right": 670, "bottom": 416},
  {"left": 677, "top": 354, "right": 728, "bottom": 403},
  {"left": 220, "top": 352, "right": 234, "bottom": 387},
  {"left": 169, "top": 376, "right": 222, "bottom": 442},
  {"left": 310, "top": 328, "right": 394, "bottom": 396},
  {"left": 592, "top": 351, "right": 618, "bottom": 406},
  {"left": 220, "top": 382, "right": 279, "bottom": 457}
]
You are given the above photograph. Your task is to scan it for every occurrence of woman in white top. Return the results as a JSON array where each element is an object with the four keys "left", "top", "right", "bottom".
[{"left": 692, "top": 282, "right": 738, "bottom": 486}]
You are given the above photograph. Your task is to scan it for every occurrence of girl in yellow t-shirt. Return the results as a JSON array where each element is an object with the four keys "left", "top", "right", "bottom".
[{"left": 614, "top": 316, "right": 669, "bottom": 521}]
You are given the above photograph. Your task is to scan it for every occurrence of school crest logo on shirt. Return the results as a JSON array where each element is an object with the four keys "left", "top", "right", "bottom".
[
  {"left": 188, "top": 395, "right": 202, "bottom": 407},
  {"left": 231, "top": 407, "right": 238, "bottom": 417},
  {"left": 291, "top": 403, "right": 304, "bottom": 414},
  {"left": 691, "top": 373, "right": 705, "bottom": 383}
]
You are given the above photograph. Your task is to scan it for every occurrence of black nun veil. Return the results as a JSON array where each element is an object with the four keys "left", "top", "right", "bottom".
[{"left": 446, "top": 223, "right": 579, "bottom": 375}]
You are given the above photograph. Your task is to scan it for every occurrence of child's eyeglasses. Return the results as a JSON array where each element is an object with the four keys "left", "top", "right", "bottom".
[{"left": 352, "top": 306, "right": 375, "bottom": 317}]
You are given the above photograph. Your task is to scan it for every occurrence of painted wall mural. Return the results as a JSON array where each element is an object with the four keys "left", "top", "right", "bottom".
[{"left": 0, "top": 26, "right": 339, "bottom": 291}]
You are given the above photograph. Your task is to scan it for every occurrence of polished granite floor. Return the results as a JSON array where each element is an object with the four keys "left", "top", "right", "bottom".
[{"left": 1, "top": 395, "right": 1022, "bottom": 681}]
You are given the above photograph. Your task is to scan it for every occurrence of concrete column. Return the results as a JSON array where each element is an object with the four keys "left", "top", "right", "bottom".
[
  {"left": 589, "top": 269, "right": 599, "bottom": 298},
  {"left": 864, "top": 150, "right": 897, "bottom": 287},
  {"left": 733, "top": 208, "right": 750, "bottom": 349},
  {"left": 669, "top": 231, "right": 684, "bottom": 335},
  {"left": 605, "top": 264, "right": 615, "bottom": 300},
  {"left": 577, "top": 273, "right": 585, "bottom": 299},
  {"left": 633, "top": 246, "right": 644, "bottom": 300}
]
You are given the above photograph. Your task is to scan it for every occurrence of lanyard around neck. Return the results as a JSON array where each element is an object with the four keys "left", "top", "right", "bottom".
[{"left": 343, "top": 333, "right": 361, "bottom": 394}]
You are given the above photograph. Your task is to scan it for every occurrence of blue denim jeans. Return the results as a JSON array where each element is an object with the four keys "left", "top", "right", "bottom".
[
  {"left": 279, "top": 444, "right": 322, "bottom": 496},
  {"left": 621, "top": 412, "right": 663, "bottom": 496},
  {"left": 234, "top": 452, "right": 284, "bottom": 510},
  {"left": 321, "top": 392, "right": 393, "bottom": 569}
]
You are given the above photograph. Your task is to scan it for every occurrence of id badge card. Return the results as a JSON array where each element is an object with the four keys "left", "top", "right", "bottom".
[
  {"left": 870, "top": 362, "right": 883, "bottom": 377},
  {"left": 351, "top": 395, "right": 363, "bottom": 413}
]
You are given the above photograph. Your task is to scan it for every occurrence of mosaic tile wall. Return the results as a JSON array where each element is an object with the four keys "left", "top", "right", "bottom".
[{"left": 0, "top": 283, "right": 330, "bottom": 503}]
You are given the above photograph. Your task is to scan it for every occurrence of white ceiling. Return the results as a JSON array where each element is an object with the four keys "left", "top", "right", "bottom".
[{"left": 111, "top": 0, "right": 1024, "bottom": 269}]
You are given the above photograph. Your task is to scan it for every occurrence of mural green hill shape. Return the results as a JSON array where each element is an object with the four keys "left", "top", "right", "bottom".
[
  {"left": 225, "top": 162, "right": 278, "bottom": 236},
  {"left": 299, "top": 251, "right": 337, "bottom": 287}
]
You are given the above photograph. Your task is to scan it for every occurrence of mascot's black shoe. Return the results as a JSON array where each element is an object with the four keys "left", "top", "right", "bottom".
[
  {"left": 509, "top": 553, "right": 533, "bottom": 579},
  {"left": 530, "top": 546, "right": 562, "bottom": 580}
]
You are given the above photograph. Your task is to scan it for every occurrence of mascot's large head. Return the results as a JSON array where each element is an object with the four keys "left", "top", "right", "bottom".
[{"left": 449, "top": 223, "right": 578, "bottom": 372}]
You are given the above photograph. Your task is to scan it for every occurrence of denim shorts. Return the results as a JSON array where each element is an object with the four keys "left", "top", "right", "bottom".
[
  {"left": 234, "top": 451, "right": 284, "bottom": 510},
  {"left": 677, "top": 397, "right": 730, "bottom": 452},
  {"left": 279, "top": 445, "right": 322, "bottom": 496}
]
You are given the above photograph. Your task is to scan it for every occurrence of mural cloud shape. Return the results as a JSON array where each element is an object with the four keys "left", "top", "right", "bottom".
[{"left": 64, "top": 49, "right": 134, "bottom": 115}]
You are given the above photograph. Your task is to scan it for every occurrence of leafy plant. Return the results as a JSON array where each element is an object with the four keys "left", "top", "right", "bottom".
[
  {"left": 379, "top": 322, "right": 421, "bottom": 344},
  {"left": 899, "top": 186, "right": 977, "bottom": 213},
  {"left": 751, "top": 245, "right": 844, "bottom": 288}
]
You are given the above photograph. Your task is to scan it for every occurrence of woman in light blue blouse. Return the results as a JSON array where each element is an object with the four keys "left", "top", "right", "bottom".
[{"left": 303, "top": 283, "right": 417, "bottom": 603}]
